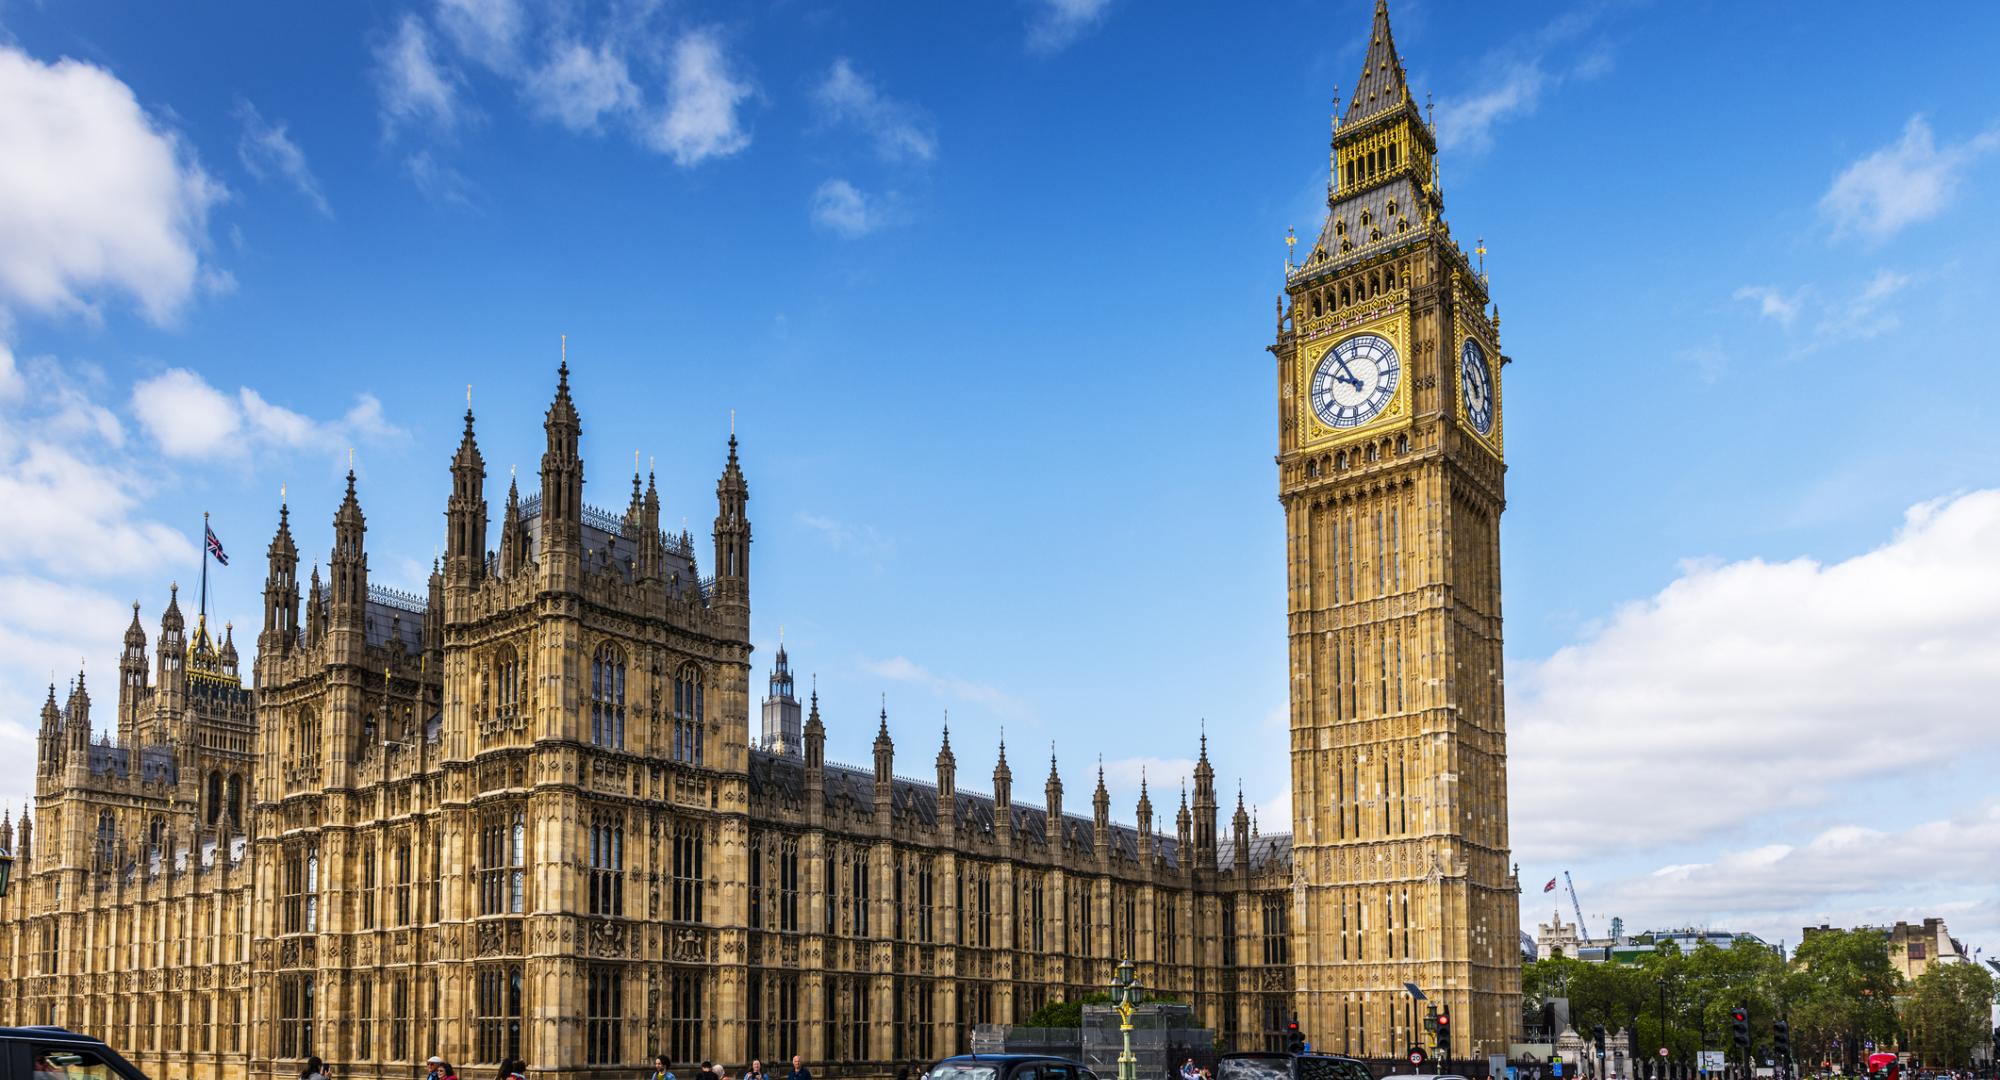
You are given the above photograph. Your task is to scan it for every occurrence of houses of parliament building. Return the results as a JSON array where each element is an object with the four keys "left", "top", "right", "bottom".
[{"left": 0, "top": 4, "right": 1519, "bottom": 1078}]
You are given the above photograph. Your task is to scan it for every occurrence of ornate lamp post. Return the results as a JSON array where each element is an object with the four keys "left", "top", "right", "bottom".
[{"left": 1112, "top": 958, "right": 1141, "bottom": 1080}]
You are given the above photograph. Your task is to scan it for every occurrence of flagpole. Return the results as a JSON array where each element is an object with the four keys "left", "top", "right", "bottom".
[{"left": 200, "top": 510, "right": 210, "bottom": 628}]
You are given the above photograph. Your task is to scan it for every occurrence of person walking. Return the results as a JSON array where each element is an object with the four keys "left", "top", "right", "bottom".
[
  {"left": 1182, "top": 1059, "right": 1201, "bottom": 1080},
  {"left": 789, "top": 1055, "right": 812, "bottom": 1080},
  {"left": 747, "top": 1061, "right": 768, "bottom": 1080},
  {"left": 426, "top": 1058, "right": 450, "bottom": 1080},
  {"left": 301, "top": 1057, "right": 331, "bottom": 1080},
  {"left": 650, "top": 1056, "right": 677, "bottom": 1080},
  {"left": 506, "top": 1060, "right": 527, "bottom": 1080}
]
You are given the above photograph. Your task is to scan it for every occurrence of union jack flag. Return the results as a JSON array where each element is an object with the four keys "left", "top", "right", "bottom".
[
  {"left": 205, "top": 523, "right": 228, "bottom": 566},
  {"left": 1544, "top": 877, "right": 1558, "bottom": 893}
]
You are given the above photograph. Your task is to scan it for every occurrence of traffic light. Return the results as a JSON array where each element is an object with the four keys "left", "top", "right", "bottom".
[
  {"left": 1730, "top": 1008, "right": 1750, "bottom": 1049},
  {"left": 1593, "top": 1025, "right": 1608, "bottom": 1057},
  {"left": 1424, "top": 1006, "right": 1440, "bottom": 1037},
  {"left": 1287, "top": 1018, "right": 1305, "bottom": 1055},
  {"left": 1436, "top": 1007, "right": 1452, "bottom": 1057},
  {"left": 1773, "top": 1021, "right": 1791, "bottom": 1061}
]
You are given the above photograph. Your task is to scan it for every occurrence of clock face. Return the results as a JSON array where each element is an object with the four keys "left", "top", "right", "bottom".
[
  {"left": 1309, "top": 333, "right": 1401, "bottom": 429},
  {"left": 1460, "top": 337, "right": 1494, "bottom": 435}
]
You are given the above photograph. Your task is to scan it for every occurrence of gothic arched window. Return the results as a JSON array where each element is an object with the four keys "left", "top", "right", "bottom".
[
  {"left": 226, "top": 773, "right": 244, "bottom": 824},
  {"left": 495, "top": 647, "right": 521, "bottom": 720},
  {"left": 207, "top": 771, "right": 223, "bottom": 825},
  {"left": 590, "top": 644, "right": 626, "bottom": 749},
  {"left": 673, "top": 664, "right": 705, "bottom": 766},
  {"left": 97, "top": 812, "right": 116, "bottom": 867}
]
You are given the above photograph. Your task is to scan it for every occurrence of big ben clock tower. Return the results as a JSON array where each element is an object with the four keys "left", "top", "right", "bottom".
[{"left": 1275, "top": 0, "right": 1521, "bottom": 1060}]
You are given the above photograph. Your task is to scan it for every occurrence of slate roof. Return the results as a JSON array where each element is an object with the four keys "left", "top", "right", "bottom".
[
  {"left": 743, "top": 748, "right": 1298, "bottom": 874},
  {"left": 365, "top": 585, "right": 428, "bottom": 651},
  {"left": 521, "top": 494, "right": 704, "bottom": 597},
  {"left": 1344, "top": 1, "right": 1411, "bottom": 128},
  {"left": 88, "top": 743, "right": 178, "bottom": 785}
]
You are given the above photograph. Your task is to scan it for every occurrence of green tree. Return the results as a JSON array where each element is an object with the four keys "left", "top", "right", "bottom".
[
  {"left": 1902, "top": 961, "right": 1999, "bottom": 1067},
  {"left": 1786, "top": 929, "right": 1903, "bottom": 1070}
]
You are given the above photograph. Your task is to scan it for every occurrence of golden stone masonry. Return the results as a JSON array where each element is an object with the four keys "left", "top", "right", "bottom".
[{"left": 0, "top": 4, "right": 1517, "bottom": 1076}]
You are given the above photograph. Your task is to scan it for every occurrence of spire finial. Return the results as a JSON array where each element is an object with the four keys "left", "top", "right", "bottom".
[
  {"left": 348, "top": 446, "right": 354, "bottom": 469},
  {"left": 560, "top": 333, "right": 567, "bottom": 373}
]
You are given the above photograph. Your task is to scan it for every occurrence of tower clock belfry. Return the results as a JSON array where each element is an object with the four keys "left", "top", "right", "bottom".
[{"left": 1274, "top": 0, "right": 1521, "bottom": 1060}]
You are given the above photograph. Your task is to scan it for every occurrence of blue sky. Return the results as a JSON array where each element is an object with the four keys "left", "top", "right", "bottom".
[{"left": 2, "top": 0, "right": 1998, "bottom": 956}]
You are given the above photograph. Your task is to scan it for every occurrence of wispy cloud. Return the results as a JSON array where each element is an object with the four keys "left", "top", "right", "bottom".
[
  {"left": 524, "top": 40, "right": 640, "bottom": 134},
  {"left": 647, "top": 29, "right": 753, "bottom": 167},
  {"left": 797, "top": 510, "right": 894, "bottom": 558},
  {"left": 862, "top": 655, "right": 1032, "bottom": 720},
  {"left": 1821, "top": 115, "right": 2000, "bottom": 242},
  {"left": 1732, "top": 285, "right": 1804, "bottom": 328},
  {"left": 1434, "top": 6, "right": 1618, "bottom": 156},
  {"left": 235, "top": 101, "right": 332, "bottom": 217},
  {"left": 814, "top": 58, "right": 936, "bottom": 164},
  {"left": 809, "top": 179, "right": 891, "bottom": 238},
  {"left": 435, "top": 0, "right": 524, "bottom": 72},
  {"left": 1027, "top": 0, "right": 1114, "bottom": 56},
  {"left": 375, "top": 13, "right": 467, "bottom": 137},
  {"left": 1734, "top": 270, "right": 1913, "bottom": 354}
]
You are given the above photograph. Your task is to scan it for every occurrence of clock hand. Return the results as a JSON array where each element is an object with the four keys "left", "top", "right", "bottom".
[{"left": 1330, "top": 356, "right": 1365, "bottom": 389}]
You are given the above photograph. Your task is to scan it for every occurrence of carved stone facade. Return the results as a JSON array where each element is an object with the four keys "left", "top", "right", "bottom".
[
  {"left": 0, "top": 364, "right": 1294, "bottom": 1080},
  {"left": 1271, "top": 0, "right": 1522, "bottom": 1061}
]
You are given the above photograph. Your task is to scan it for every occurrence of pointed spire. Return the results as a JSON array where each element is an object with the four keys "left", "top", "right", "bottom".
[
  {"left": 124, "top": 600, "right": 146, "bottom": 646},
  {"left": 1344, "top": 0, "right": 1411, "bottom": 126}
]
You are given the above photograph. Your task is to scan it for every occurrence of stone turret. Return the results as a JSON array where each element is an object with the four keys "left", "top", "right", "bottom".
[
  {"left": 934, "top": 720, "right": 956, "bottom": 831},
  {"left": 119, "top": 602, "right": 147, "bottom": 750}
]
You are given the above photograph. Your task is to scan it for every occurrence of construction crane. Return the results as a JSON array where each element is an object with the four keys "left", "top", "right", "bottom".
[{"left": 1564, "top": 870, "right": 1591, "bottom": 941}]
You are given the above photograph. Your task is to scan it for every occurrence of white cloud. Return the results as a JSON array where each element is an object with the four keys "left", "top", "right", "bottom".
[
  {"left": 235, "top": 101, "right": 332, "bottom": 218},
  {"left": 1572, "top": 801, "right": 2000, "bottom": 948},
  {"left": 0, "top": 357, "right": 187, "bottom": 577},
  {"left": 0, "top": 344, "right": 20, "bottom": 402},
  {"left": 1433, "top": 8, "right": 1616, "bottom": 156},
  {"left": 525, "top": 40, "right": 640, "bottom": 133},
  {"left": 436, "top": 0, "right": 524, "bottom": 71},
  {"left": 405, "top": 149, "right": 476, "bottom": 208},
  {"left": 647, "top": 29, "right": 752, "bottom": 167},
  {"left": 810, "top": 178, "right": 886, "bottom": 238},
  {"left": 0, "top": 44, "right": 228, "bottom": 326},
  {"left": 1821, "top": 115, "right": 2000, "bottom": 242},
  {"left": 814, "top": 58, "right": 936, "bottom": 164},
  {"left": 861, "top": 655, "right": 1032, "bottom": 720},
  {"left": 1027, "top": 0, "right": 1114, "bottom": 55},
  {"left": 798, "top": 510, "right": 893, "bottom": 556},
  {"left": 1436, "top": 63, "right": 1548, "bottom": 156},
  {"left": 132, "top": 367, "right": 403, "bottom": 461},
  {"left": 1511, "top": 490, "right": 2000, "bottom": 864},
  {"left": 376, "top": 14, "right": 465, "bottom": 136},
  {"left": 1732, "top": 284, "right": 1804, "bottom": 327}
]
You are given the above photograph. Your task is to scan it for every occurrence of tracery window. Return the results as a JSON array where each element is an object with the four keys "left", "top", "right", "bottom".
[
  {"left": 585, "top": 966, "right": 623, "bottom": 1065},
  {"left": 96, "top": 812, "right": 116, "bottom": 869},
  {"left": 669, "top": 969, "right": 704, "bottom": 1067},
  {"left": 671, "top": 821, "right": 705, "bottom": 923},
  {"left": 360, "top": 847, "right": 378, "bottom": 930},
  {"left": 588, "top": 812, "right": 625, "bottom": 917},
  {"left": 1261, "top": 892, "right": 1290, "bottom": 965},
  {"left": 282, "top": 844, "right": 319, "bottom": 934},
  {"left": 393, "top": 839, "right": 413, "bottom": 926},
  {"left": 479, "top": 806, "right": 526, "bottom": 915},
  {"left": 476, "top": 965, "right": 524, "bottom": 1065},
  {"left": 591, "top": 644, "right": 626, "bottom": 749},
  {"left": 672, "top": 663, "right": 704, "bottom": 764},
  {"left": 277, "top": 973, "right": 315, "bottom": 1059}
]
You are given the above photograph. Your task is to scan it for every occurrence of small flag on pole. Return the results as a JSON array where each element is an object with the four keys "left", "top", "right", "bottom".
[
  {"left": 205, "top": 523, "right": 229, "bottom": 566},
  {"left": 1544, "top": 877, "right": 1558, "bottom": 893}
]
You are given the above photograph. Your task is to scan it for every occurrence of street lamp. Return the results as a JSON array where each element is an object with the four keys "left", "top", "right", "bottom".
[{"left": 1111, "top": 958, "right": 1140, "bottom": 1080}]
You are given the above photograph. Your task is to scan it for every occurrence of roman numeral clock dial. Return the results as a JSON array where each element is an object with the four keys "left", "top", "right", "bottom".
[{"left": 1309, "top": 333, "right": 1400, "bottom": 429}]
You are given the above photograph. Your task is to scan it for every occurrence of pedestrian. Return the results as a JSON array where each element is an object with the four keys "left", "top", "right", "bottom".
[
  {"left": 507, "top": 1060, "right": 527, "bottom": 1080},
  {"left": 301, "top": 1057, "right": 331, "bottom": 1080},
  {"left": 714, "top": 1064, "right": 729, "bottom": 1080},
  {"left": 650, "top": 1056, "right": 678, "bottom": 1080},
  {"left": 789, "top": 1055, "right": 812, "bottom": 1080},
  {"left": 427, "top": 1058, "right": 447, "bottom": 1080},
  {"left": 748, "top": 1061, "right": 768, "bottom": 1080},
  {"left": 1182, "top": 1060, "right": 1201, "bottom": 1080}
]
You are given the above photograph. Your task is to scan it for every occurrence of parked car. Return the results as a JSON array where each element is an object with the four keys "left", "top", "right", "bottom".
[
  {"left": 1, "top": 1026, "right": 149, "bottom": 1080},
  {"left": 1217, "top": 1052, "right": 1374, "bottom": 1080},
  {"left": 927, "top": 1055, "right": 1101, "bottom": 1080}
]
